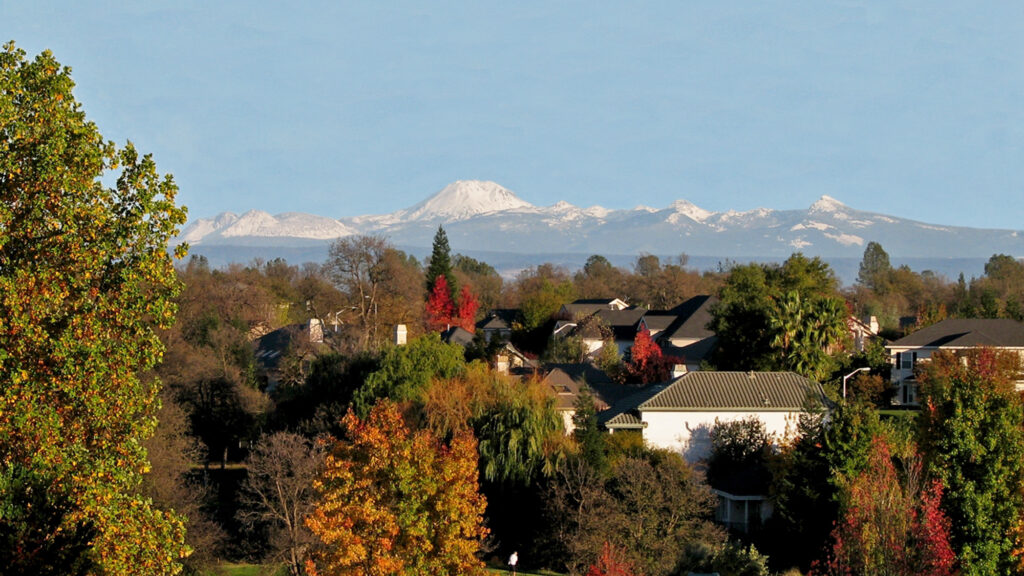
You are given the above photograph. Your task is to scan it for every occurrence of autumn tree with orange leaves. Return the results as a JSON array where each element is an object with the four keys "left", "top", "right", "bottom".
[
  {"left": 305, "top": 401, "right": 489, "bottom": 576},
  {"left": 586, "top": 542, "right": 640, "bottom": 576}
]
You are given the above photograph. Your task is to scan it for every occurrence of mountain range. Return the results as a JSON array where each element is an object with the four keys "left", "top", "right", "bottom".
[{"left": 177, "top": 180, "right": 1023, "bottom": 283}]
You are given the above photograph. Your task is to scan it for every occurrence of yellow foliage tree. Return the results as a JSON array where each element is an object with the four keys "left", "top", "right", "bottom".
[{"left": 305, "top": 401, "right": 488, "bottom": 576}]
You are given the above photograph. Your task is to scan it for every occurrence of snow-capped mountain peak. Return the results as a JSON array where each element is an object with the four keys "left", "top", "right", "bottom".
[
  {"left": 401, "top": 180, "right": 533, "bottom": 221},
  {"left": 809, "top": 195, "right": 848, "bottom": 214},
  {"left": 176, "top": 210, "right": 355, "bottom": 244},
  {"left": 668, "top": 199, "right": 714, "bottom": 223}
]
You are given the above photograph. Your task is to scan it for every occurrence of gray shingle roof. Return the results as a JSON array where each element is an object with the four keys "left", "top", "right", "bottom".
[
  {"left": 889, "top": 318, "right": 1024, "bottom": 349},
  {"left": 660, "top": 295, "right": 716, "bottom": 342},
  {"left": 639, "top": 371, "right": 823, "bottom": 412},
  {"left": 602, "top": 383, "right": 669, "bottom": 429},
  {"left": 477, "top": 309, "right": 519, "bottom": 331},
  {"left": 605, "top": 411, "right": 643, "bottom": 429},
  {"left": 595, "top": 308, "right": 647, "bottom": 340},
  {"left": 441, "top": 326, "right": 475, "bottom": 347}
]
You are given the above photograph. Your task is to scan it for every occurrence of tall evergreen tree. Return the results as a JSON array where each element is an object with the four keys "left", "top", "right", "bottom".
[
  {"left": 426, "top": 225, "right": 456, "bottom": 297},
  {"left": 857, "top": 241, "right": 893, "bottom": 293}
]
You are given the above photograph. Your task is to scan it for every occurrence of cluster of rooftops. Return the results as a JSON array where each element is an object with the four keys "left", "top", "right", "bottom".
[{"left": 255, "top": 295, "right": 1024, "bottom": 462}]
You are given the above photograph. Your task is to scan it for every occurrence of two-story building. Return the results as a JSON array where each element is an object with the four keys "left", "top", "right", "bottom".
[{"left": 887, "top": 318, "right": 1024, "bottom": 404}]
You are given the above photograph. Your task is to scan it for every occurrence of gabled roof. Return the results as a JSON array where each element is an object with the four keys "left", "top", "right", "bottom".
[
  {"left": 659, "top": 295, "right": 716, "bottom": 342},
  {"left": 477, "top": 309, "right": 519, "bottom": 331},
  {"left": 441, "top": 326, "right": 476, "bottom": 347},
  {"left": 541, "top": 368, "right": 583, "bottom": 411},
  {"left": 603, "top": 383, "right": 669, "bottom": 429},
  {"left": 889, "top": 318, "right": 1024, "bottom": 349},
  {"left": 594, "top": 308, "right": 647, "bottom": 340},
  {"left": 561, "top": 298, "right": 629, "bottom": 318},
  {"left": 540, "top": 364, "right": 614, "bottom": 411},
  {"left": 254, "top": 322, "right": 323, "bottom": 371},
  {"left": 640, "top": 313, "right": 678, "bottom": 333},
  {"left": 640, "top": 371, "right": 823, "bottom": 412}
]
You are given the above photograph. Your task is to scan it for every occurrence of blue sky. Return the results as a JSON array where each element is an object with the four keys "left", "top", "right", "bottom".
[{"left": 5, "top": 1, "right": 1023, "bottom": 230}]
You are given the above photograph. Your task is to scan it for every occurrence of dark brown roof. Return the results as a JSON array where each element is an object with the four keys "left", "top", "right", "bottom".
[
  {"left": 540, "top": 363, "right": 615, "bottom": 410},
  {"left": 640, "top": 371, "right": 823, "bottom": 412},
  {"left": 889, "top": 318, "right": 1024, "bottom": 349},
  {"left": 541, "top": 368, "right": 583, "bottom": 411},
  {"left": 660, "top": 295, "right": 716, "bottom": 342}
]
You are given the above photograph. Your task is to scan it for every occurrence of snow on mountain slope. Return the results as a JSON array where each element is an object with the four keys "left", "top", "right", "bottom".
[
  {"left": 178, "top": 210, "right": 355, "bottom": 244},
  {"left": 178, "top": 181, "right": 1024, "bottom": 261},
  {"left": 809, "top": 195, "right": 847, "bottom": 214},
  {"left": 666, "top": 199, "right": 713, "bottom": 224},
  {"left": 398, "top": 180, "right": 534, "bottom": 221}
]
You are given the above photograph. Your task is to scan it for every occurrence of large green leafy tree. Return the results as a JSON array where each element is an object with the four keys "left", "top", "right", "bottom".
[
  {"left": 710, "top": 254, "right": 848, "bottom": 380},
  {"left": 918, "top": 349, "right": 1024, "bottom": 575},
  {"left": 0, "top": 44, "right": 189, "bottom": 574},
  {"left": 351, "top": 333, "right": 465, "bottom": 417}
]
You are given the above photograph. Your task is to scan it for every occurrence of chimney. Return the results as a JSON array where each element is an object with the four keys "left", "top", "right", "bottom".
[
  {"left": 671, "top": 364, "right": 688, "bottom": 379},
  {"left": 394, "top": 324, "right": 407, "bottom": 346},
  {"left": 868, "top": 315, "right": 879, "bottom": 334},
  {"left": 495, "top": 354, "right": 510, "bottom": 375},
  {"left": 308, "top": 318, "right": 323, "bottom": 343}
]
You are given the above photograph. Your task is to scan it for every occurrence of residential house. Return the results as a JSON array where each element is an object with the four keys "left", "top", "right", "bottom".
[
  {"left": 847, "top": 315, "right": 881, "bottom": 353},
  {"left": 595, "top": 308, "right": 648, "bottom": 355},
  {"left": 647, "top": 295, "right": 717, "bottom": 373},
  {"left": 887, "top": 318, "right": 1024, "bottom": 405},
  {"left": 630, "top": 370, "right": 825, "bottom": 533},
  {"left": 602, "top": 383, "right": 669, "bottom": 434},
  {"left": 440, "top": 325, "right": 476, "bottom": 347},
  {"left": 494, "top": 341, "right": 535, "bottom": 374},
  {"left": 556, "top": 306, "right": 647, "bottom": 358},
  {"left": 254, "top": 319, "right": 328, "bottom": 390},
  {"left": 477, "top": 309, "right": 519, "bottom": 343},
  {"left": 637, "top": 371, "right": 825, "bottom": 462},
  {"left": 558, "top": 298, "right": 629, "bottom": 319},
  {"left": 537, "top": 364, "right": 615, "bottom": 433}
]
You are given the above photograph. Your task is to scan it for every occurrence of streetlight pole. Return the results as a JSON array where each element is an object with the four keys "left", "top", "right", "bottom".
[{"left": 842, "top": 367, "right": 871, "bottom": 399}]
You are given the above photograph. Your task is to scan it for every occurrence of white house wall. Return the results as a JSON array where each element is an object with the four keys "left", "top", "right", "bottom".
[{"left": 642, "top": 410, "right": 800, "bottom": 462}]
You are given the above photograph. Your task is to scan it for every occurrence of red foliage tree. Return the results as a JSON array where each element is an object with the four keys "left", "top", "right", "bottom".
[
  {"left": 426, "top": 274, "right": 456, "bottom": 332},
  {"left": 586, "top": 542, "right": 641, "bottom": 576},
  {"left": 625, "top": 328, "right": 682, "bottom": 383},
  {"left": 813, "top": 436, "right": 955, "bottom": 576},
  {"left": 426, "top": 275, "right": 479, "bottom": 333},
  {"left": 455, "top": 285, "right": 479, "bottom": 332}
]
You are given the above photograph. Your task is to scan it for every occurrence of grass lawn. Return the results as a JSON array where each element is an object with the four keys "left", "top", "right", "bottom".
[
  {"left": 205, "top": 563, "right": 285, "bottom": 576},
  {"left": 208, "top": 562, "right": 563, "bottom": 576},
  {"left": 487, "top": 568, "right": 564, "bottom": 576}
]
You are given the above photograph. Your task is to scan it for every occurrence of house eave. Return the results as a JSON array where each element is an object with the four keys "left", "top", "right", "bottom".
[{"left": 640, "top": 406, "right": 803, "bottom": 413}]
